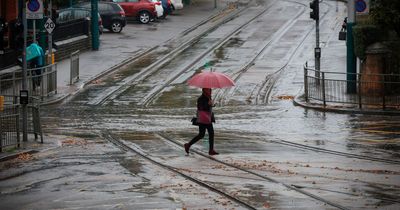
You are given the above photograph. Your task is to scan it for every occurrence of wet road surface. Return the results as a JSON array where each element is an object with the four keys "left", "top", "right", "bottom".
[{"left": 1, "top": 0, "right": 399, "bottom": 209}]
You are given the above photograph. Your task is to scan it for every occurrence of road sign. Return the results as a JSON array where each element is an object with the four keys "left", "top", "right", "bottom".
[
  {"left": 356, "top": 0, "right": 369, "bottom": 14},
  {"left": 44, "top": 18, "right": 55, "bottom": 34},
  {"left": 26, "top": 0, "right": 43, "bottom": 19}
]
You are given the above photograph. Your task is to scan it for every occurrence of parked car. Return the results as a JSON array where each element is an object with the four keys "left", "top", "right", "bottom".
[
  {"left": 56, "top": 7, "right": 103, "bottom": 34},
  {"left": 112, "top": 0, "right": 158, "bottom": 24},
  {"left": 170, "top": 0, "right": 183, "bottom": 10},
  {"left": 76, "top": 1, "right": 127, "bottom": 33}
]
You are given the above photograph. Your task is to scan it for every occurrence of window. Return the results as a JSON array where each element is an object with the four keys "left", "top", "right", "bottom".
[
  {"left": 57, "top": 10, "right": 72, "bottom": 23},
  {"left": 98, "top": 4, "right": 109, "bottom": 12},
  {"left": 74, "top": 9, "right": 90, "bottom": 19}
]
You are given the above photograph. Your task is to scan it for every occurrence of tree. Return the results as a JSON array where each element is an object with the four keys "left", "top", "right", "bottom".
[{"left": 370, "top": 0, "right": 400, "bottom": 37}]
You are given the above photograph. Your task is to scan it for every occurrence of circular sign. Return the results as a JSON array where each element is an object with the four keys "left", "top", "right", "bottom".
[
  {"left": 356, "top": 0, "right": 367, "bottom": 12},
  {"left": 27, "top": 0, "right": 40, "bottom": 12}
]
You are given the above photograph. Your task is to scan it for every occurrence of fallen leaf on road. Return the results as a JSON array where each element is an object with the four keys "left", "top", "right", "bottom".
[
  {"left": 16, "top": 153, "right": 33, "bottom": 161},
  {"left": 61, "top": 139, "right": 87, "bottom": 146},
  {"left": 276, "top": 95, "right": 294, "bottom": 100}
]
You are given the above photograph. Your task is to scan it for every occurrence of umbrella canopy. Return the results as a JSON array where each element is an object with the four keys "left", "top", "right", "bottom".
[
  {"left": 187, "top": 71, "right": 235, "bottom": 88},
  {"left": 26, "top": 43, "right": 44, "bottom": 62}
]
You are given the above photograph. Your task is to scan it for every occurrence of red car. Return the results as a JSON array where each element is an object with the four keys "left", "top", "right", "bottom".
[{"left": 112, "top": 0, "right": 157, "bottom": 24}]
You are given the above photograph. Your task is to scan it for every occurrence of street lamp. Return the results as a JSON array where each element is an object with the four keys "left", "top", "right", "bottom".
[
  {"left": 346, "top": 0, "right": 357, "bottom": 93},
  {"left": 309, "top": 0, "right": 321, "bottom": 81}
]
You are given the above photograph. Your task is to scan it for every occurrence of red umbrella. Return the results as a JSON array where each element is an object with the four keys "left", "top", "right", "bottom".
[{"left": 187, "top": 71, "right": 235, "bottom": 88}]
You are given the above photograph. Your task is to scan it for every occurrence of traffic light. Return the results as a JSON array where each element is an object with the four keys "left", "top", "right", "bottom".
[{"left": 310, "top": 0, "right": 319, "bottom": 20}]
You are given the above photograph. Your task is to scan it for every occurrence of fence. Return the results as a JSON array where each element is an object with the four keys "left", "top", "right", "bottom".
[
  {"left": 0, "top": 96, "right": 42, "bottom": 152},
  {"left": 0, "top": 63, "right": 57, "bottom": 102},
  {"left": 0, "top": 104, "right": 20, "bottom": 152},
  {"left": 53, "top": 19, "right": 90, "bottom": 42},
  {"left": 304, "top": 64, "right": 400, "bottom": 110}
]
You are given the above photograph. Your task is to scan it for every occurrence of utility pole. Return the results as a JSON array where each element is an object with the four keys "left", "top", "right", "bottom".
[
  {"left": 48, "top": 0, "right": 53, "bottom": 64},
  {"left": 346, "top": 0, "right": 357, "bottom": 93},
  {"left": 22, "top": 1, "right": 28, "bottom": 142},
  {"left": 91, "top": 0, "right": 99, "bottom": 50},
  {"left": 310, "top": 0, "right": 320, "bottom": 80}
]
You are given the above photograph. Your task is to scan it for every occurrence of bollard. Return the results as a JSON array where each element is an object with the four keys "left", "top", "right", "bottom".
[{"left": 47, "top": 53, "right": 55, "bottom": 65}]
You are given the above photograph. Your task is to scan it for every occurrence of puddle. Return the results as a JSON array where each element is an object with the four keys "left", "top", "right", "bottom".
[{"left": 119, "top": 158, "right": 143, "bottom": 175}]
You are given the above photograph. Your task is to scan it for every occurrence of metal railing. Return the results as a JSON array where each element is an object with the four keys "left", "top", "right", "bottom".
[
  {"left": 53, "top": 19, "right": 90, "bottom": 42},
  {"left": 304, "top": 64, "right": 400, "bottom": 110},
  {"left": 0, "top": 63, "right": 57, "bottom": 102},
  {"left": 0, "top": 96, "right": 42, "bottom": 152},
  {"left": 0, "top": 104, "right": 20, "bottom": 152}
]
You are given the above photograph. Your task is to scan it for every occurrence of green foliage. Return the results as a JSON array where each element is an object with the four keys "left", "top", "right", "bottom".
[
  {"left": 385, "top": 40, "right": 400, "bottom": 74},
  {"left": 370, "top": 0, "right": 400, "bottom": 37},
  {"left": 352, "top": 24, "right": 382, "bottom": 59},
  {"left": 369, "top": 0, "right": 400, "bottom": 74}
]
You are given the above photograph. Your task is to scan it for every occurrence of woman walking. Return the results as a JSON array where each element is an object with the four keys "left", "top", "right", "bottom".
[{"left": 184, "top": 88, "right": 219, "bottom": 155}]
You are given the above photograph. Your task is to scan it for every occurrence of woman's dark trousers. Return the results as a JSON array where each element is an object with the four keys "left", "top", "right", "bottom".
[{"left": 188, "top": 124, "right": 214, "bottom": 151}]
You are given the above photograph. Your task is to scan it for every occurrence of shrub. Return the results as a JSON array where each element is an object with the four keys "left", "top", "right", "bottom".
[{"left": 352, "top": 24, "right": 382, "bottom": 60}]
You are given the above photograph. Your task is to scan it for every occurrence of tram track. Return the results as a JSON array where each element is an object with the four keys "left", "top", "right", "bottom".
[
  {"left": 255, "top": 0, "right": 334, "bottom": 104},
  {"left": 216, "top": 0, "right": 334, "bottom": 106},
  {"left": 140, "top": 0, "right": 321, "bottom": 107},
  {"left": 268, "top": 138, "right": 400, "bottom": 165},
  {"left": 101, "top": 130, "right": 351, "bottom": 209},
  {"left": 153, "top": 132, "right": 350, "bottom": 210},
  {"left": 214, "top": 1, "right": 307, "bottom": 105},
  {"left": 84, "top": 0, "right": 332, "bottom": 108},
  {"left": 155, "top": 132, "right": 400, "bottom": 205},
  {"left": 101, "top": 130, "right": 258, "bottom": 210},
  {"left": 87, "top": 0, "right": 323, "bottom": 108},
  {"left": 86, "top": 1, "right": 258, "bottom": 106},
  {"left": 137, "top": 2, "right": 280, "bottom": 107}
]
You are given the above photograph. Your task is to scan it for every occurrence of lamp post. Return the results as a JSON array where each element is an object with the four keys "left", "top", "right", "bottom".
[
  {"left": 310, "top": 0, "right": 320, "bottom": 81},
  {"left": 48, "top": 0, "right": 53, "bottom": 64},
  {"left": 91, "top": 0, "right": 99, "bottom": 50},
  {"left": 22, "top": 0, "right": 28, "bottom": 142},
  {"left": 346, "top": 0, "right": 357, "bottom": 93}
]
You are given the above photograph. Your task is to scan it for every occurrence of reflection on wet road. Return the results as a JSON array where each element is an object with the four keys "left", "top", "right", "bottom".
[{"left": 1, "top": 0, "right": 399, "bottom": 209}]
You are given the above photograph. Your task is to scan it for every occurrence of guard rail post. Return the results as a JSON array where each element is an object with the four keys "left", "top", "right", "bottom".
[
  {"left": 304, "top": 63, "right": 309, "bottom": 102},
  {"left": 321, "top": 72, "right": 326, "bottom": 107},
  {"left": 16, "top": 108, "right": 20, "bottom": 147},
  {"left": 0, "top": 130, "right": 2, "bottom": 152},
  {"left": 70, "top": 50, "right": 80, "bottom": 85},
  {"left": 382, "top": 74, "right": 386, "bottom": 110},
  {"left": 12, "top": 71, "right": 16, "bottom": 98},
  {"left": 358, "top": 74, "right": 362, "bottom": 109}
]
